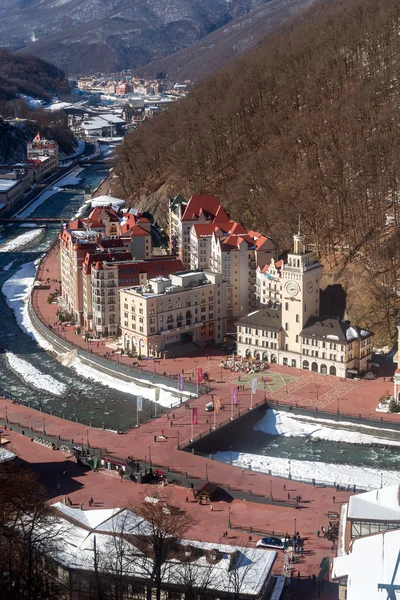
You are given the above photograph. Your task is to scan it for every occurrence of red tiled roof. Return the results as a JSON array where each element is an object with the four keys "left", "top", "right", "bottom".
[
  {"left": 261, "top": 258, "right": 285, "bottom": 273},
  {"left": 68, "top": 219, "right": 87, "bottom": 230},
  {"left": 115, "top": 257, "right": 184, "bottom": 285},
  {"left": 88, "top": 206, "right": 120, "bottom": 223},
  {"left": 181, "top": 195, "right": 228, "bottom": 222},
  {"left": 122, "top": 225, "right": 150, "bottom": 238}
]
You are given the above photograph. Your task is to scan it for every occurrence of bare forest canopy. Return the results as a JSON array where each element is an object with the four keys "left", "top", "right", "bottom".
[
  {"left": 115, "top": 0, "right": 400, "bottom": 345},
  {"left": 0, "top": 48, "right": 69, "bottom": 102}
]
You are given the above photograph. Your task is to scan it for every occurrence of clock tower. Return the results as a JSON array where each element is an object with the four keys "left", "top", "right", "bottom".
[{"left": 281, "top": 231, "right": 322, "bottom": 354}]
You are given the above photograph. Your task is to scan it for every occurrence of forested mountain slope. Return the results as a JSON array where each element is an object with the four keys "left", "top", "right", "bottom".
[
  {"left": 115, "top": 0, "right": 400, "bottom": 344},
  {"left": 0, "top": 49, "right": 69, "bottom": 101}
]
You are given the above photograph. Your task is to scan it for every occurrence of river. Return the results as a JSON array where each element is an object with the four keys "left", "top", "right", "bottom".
[{"left": 0, "top": 163, "right": 159, "bottom": 430}]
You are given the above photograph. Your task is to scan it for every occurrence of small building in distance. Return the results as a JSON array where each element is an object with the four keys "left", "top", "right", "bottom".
[
  {"left": 26, "top": 132, "right": 59, "bottom": 182},
  {"left": 0, "top": 177, "right": 24, "bottom": 209}
]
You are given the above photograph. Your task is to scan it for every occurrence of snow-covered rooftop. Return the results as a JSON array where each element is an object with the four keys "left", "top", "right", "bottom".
[
  {"left": 348, "top": 485, "right": 400, "bottom": 521},
  {"left": 0, "top": 179, "right": 19, "bottom": 192},
  {"left": 49, "top": 503, "right": 276, "bottom": 595},
  {"left": 0, "top": 446, "right": 16, "bottom": 463},
  {"left": 332, "top": 529, "right": 400, "bottom": 599}
]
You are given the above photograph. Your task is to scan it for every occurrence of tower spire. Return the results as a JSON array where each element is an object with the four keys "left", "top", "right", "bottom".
[{"left": 298, "top": 214, "right": 301, "bottom": 235}]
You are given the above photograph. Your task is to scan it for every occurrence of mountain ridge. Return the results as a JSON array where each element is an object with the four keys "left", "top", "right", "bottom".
[{"left": 0, "top": 0, "right": 274, "bottom": 74}]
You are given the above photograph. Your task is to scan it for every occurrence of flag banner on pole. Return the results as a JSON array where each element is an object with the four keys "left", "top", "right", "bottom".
[
  {"left": 232, "top": 387, "right": 238, "bottom": 405},
  {"left": 155, "top": 387, "right": 160, "bottom": 403},
  {"left": 192, "top": 407, "right": 198, "bottom": 425},
  {"left": 214, "top": 396, "right": 221, "bottom": 413},
  {"left": 137, "top": 395, "right": 143, "bottom": 411},
  {"left": 197, "top": 367, "right": 203, "bottom": 383},
  {"left": 178, "top": 376, "right": 184, "bottom": 392},
  {"left": 251, "top": 378, "right": 258, "bottom": 395}
]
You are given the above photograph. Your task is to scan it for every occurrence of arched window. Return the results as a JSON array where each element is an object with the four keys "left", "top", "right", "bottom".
[
  {"left": 270, "top": 354, "right": 277, "bottom": 364},
  {"left": 246, "top": 349, "right": 251, "bottom": 358},
  {"left": 303, "top": 360, "right": 309, "bottom": 370},
  {"left": 329, "top": 365, "right": 337, "bottom": 376},
  {"left": 311, "top": 362, "right": 318, "bottom": 372},
  {"left": 320, "top": 364, "right": 327, "bottom": 375},
  {"left": 262, "top": 352, "right": 268, "bottom": 361}
]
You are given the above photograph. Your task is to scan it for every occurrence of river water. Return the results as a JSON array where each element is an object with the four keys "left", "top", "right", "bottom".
[{"left": 0, "top": 163, "right": 158, "bottom": 430}]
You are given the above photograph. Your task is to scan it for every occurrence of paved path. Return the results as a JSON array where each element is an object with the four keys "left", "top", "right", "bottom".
[{"left": 2, "top": 427, "right": 348, "bottom": 582}]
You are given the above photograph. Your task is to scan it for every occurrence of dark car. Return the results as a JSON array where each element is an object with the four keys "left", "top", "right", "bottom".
[{"left": 256, "top": 536, "right": 285, "bottom": 549}]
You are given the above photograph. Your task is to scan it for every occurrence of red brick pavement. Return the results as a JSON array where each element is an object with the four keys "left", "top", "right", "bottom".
[{"left": 2, "top": 426, "right": 348, "bottom": 582}]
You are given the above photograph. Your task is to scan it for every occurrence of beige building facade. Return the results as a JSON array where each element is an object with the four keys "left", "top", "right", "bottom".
[
  {"left": 120, "top": 271, "right": 226, "bottom": 357},
  {"left": 236, "top": 232, "right": 374, "bottom": 378}
]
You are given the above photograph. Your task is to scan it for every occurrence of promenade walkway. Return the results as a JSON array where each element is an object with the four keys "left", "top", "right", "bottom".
[{"left": 33, "top": 247, "right": 399, "bottom": 425}]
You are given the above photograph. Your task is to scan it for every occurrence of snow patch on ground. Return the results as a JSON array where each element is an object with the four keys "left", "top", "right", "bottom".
[
  {"left": 59, "top": 351, "right": 182, "bottom": 407},
  {"left": 2, "top": 261, "right": 54, "bottom": 351},
  {"left": 214, "top": 451, "right": 399, "bottom": 490},
  {"left": 256, "top": 409, "right": 400, "bottom": 446},
  {"left": 5, "top": 352, "right": 67, "bottom": 396},
  {"left": 0, "top": 228, "right": 45, "bottom": 252}
]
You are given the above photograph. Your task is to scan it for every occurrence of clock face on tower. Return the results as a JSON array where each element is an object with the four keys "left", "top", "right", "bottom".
[
  {"left": 285, "top": 281, "right": 300, "bottom": 297},
  {"left": 307, "top": 282, "right": 313, "bottom": 294}
]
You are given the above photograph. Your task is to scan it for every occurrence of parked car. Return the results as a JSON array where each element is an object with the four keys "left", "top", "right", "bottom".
[
  {"left": 205, "top": 402, "right": 214, "bottom": 412},
  {"left": 256, "top": 537, "right": 285, "bottom": 549}
]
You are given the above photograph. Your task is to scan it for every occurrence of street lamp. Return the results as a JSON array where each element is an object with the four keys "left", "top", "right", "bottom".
[
  {"left": 86, "top": 429, "right": 90, "bottom": 448},
  {"left": 5, "top": 406, "right": 8, "bottom": 423},
  {"left": 228, "top": 505, "right": 231, "bottom": 529},
  {"left": 177, "top": 430, "right": 180, "bottom": 450},
  {"left": 149, "top": 446, "right": 152, "bottom": 468},
  {"left": 42, "top": 417, "right": 46, "bottom": 435},
  {"left": 285, "top": 378, "right": 288, "bottom": 394},
  {"left": 269, "top": 479, "right": 273, "bottom": 499},
  {"left": 205, "top": 463, "right": 208, "bottom": 481},
  {"left": 315, "top": 385, "right": 320, "bottom": 402},
  {"left": 294, "top": 518, "right": 297, "bottom": 538},
  {"left": 264, "top": 382, "right": 267, "bottom": 401}
]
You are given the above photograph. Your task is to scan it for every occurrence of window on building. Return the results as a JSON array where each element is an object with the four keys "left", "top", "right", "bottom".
[
  {"left": 285, "top": 323, "right": 288, "bottom": 331},
  {"left": 296, "top": 314, "right": 299, "bottom": 323}
]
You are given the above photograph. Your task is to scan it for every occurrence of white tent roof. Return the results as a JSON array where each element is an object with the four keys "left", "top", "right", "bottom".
[
  {"left": 348, "top": 486, "right": 400, "bottom": 521},
  {"left": 91, "top": 195, "right": 125, "bottom": 210}
]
